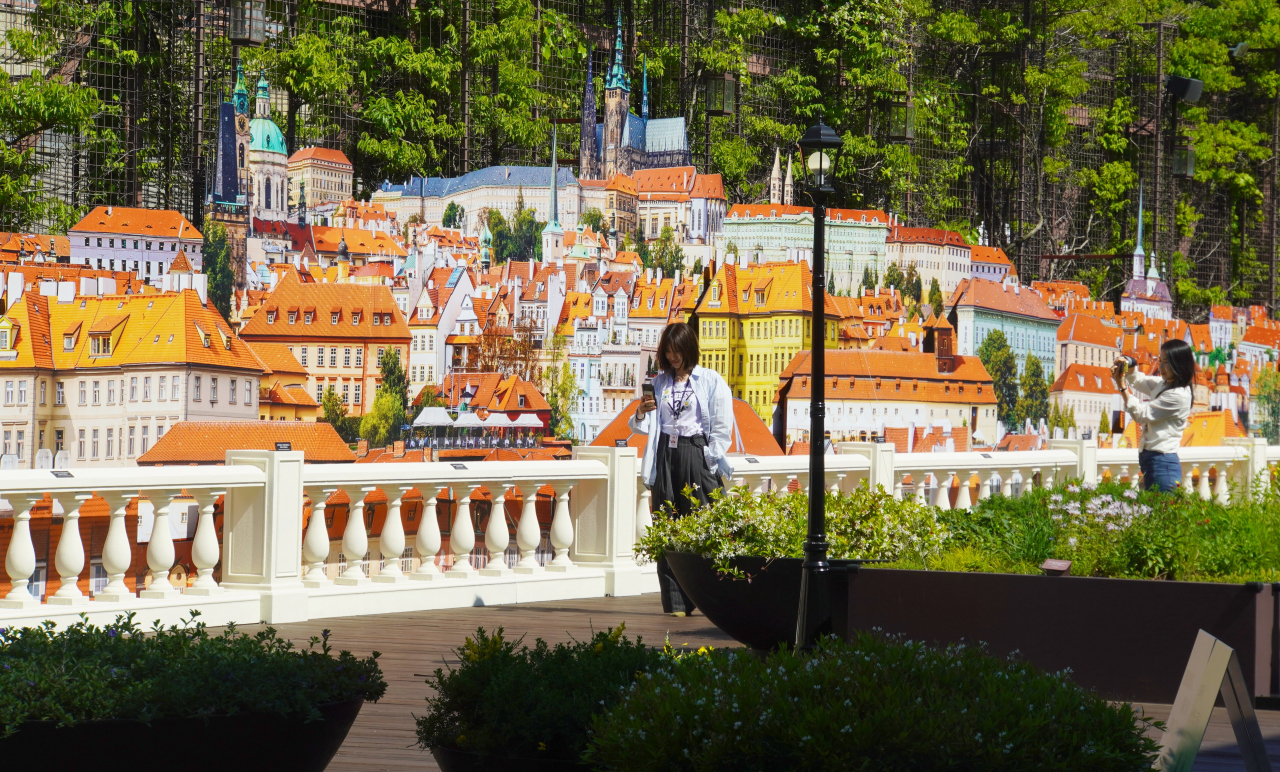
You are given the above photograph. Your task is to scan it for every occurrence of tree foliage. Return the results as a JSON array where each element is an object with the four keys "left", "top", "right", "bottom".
[
  {"left": 977, "top": 329, "right": 1019, "bottom": 430},
  {"left": 202, "top": 216, "right": 234, "bottom": 320},
  {"left": 442, "top": 202, "right": 464, "bottom": 229},
  {"left": 1016, "top": 352, "right": 1051, "bottom": 429},
  {"left": 580, "top": 207, "right": 604, "bottom": 233}
]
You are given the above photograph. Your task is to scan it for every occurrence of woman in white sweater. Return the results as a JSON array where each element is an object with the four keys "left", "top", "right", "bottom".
[{"left": 1111, "top": 339, "right": 1196, "bottom": 492}]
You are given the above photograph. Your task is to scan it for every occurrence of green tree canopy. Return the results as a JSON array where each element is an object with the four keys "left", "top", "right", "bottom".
[
  {"left": 1016, "top": 353, "right": 1051, "bottom": 430},
  {"left": 927, "top": 278, "right": 944, "bottom": 316},
  {"left": 977, "top": 329, "right": 1018, "bottom": 430},
  {"left": 648, "top": 226, "right": 685, "bottom": 279},
  {"left": 442, "top": 202, "right": 464, "bottom": 229},
  {"left": 202, "top": 216, "right": 234, "bottom": 321},
  {"left": 580, "top": 207, "right": 605, "bottom": 232}
]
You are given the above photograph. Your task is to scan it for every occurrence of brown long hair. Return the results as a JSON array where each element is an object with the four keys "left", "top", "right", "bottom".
[{"left": 657, "top": 322, "right": 699, "bottom": 374}]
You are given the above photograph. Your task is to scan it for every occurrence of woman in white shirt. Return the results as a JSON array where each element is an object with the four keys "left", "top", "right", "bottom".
[
  {"left": 1112, "top": 339, "right": 1196, "bottom": 492},
  {"left": 630, "top": 321, "right": 733, "bottom": 616}
]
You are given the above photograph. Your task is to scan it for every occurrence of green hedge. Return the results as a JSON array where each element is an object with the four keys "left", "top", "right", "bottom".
[
  {"left": 585, "top": 634, "right": 1159, "bottom": 771},
  {"left": 0, "top": 612, "right": 385, "bottom": 733}
]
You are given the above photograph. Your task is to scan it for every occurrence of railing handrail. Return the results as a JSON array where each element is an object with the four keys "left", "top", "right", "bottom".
[
  {"left": 895, "top": 449, "right": 1077, "bottom": 469},
  {"left": 300, "top": 459, "right": 610, "bottom": 489},
  {"left": 0, "top": 465, "right": 265, "bottom": 497},
  {"left": 725, "top": 454, "right": 870, "bottom": 477}
]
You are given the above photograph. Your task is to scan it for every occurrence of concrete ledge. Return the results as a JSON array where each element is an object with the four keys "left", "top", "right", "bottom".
[
  {"left": 304, "top": 569, "right": 609, "bottom": 620},
  {"left": 0, "top": 591, "right": 262, "bottom": 631}
]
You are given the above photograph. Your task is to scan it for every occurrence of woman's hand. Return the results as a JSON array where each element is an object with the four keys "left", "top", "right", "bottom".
[
  {"left": 1111, "top": 359, "right": 1127, "bottom": 388},
  {"left": 636, "top": 394, "right": 657, "bottom": 417}
]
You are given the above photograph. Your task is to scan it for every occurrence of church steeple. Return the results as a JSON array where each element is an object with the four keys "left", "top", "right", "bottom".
[
  {"left": 641, "top": 54, "right": 649, "bottom": 121},
  {"left": 1132, "top": 181, "right": 1146, "bottom": 282},
  {"left": 783, "top": 155, "right": 794, "bottom": 206},
  {"left": 255, "top": 70, "right": 270, "bottom": 118},
  {"left": 547, "top": 123, "right": 560, "bottom": 228},
  {"left": 542, "top": 124, "right": 564, "bottom": 264},
  {"left": 606, "top": 9, "right": 630, "bottom": 93},
  {"left": 233, "top": 63, "right": 249, "bottom": 116},
  {"left": 769, "top": 148, "right": 782, "bottom": 205}
]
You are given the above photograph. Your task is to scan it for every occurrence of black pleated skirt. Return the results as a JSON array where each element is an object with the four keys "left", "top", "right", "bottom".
[{"left": 652, "top": 433, "right": 723, "bottom": 614}]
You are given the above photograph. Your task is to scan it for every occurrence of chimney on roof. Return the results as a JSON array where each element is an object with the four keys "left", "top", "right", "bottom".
[
  {"left": 356, "top": 439, "right": 369, "bottom": 458},
  {"left": 393, "top": 440, "right": 406, "bottom": 458}
]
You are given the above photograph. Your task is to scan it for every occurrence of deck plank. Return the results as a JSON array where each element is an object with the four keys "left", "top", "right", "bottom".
[{"left": 238, "top": 595, "right": 1279, "bottom": 771}]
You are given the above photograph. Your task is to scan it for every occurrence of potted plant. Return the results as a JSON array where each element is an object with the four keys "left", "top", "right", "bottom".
[
  {"left": 639, "top": 485, "right": 948, "bottom": 650},
  {"left": 0, "top": 611, "right": 385, "bottom": 771},
  {"left": 416, "top": 625, "right": 662, "bottom": 771},
  {"left": 585, "top": 632, "right": 1160, "bottom": 771}
]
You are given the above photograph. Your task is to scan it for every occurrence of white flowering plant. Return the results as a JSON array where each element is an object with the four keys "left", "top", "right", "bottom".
[
  {"left": 584, "top": 633, "right": 1160, "bottom": 771},
  {"left": 638, "top": 485, "right": 950, "bottom": 578}
]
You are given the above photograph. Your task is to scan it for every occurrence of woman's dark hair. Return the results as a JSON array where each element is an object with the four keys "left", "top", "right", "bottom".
[
  {"left": 1160, "top": 339, "right": 1197, "bottom": 390},
  {"left": 657, "top": 322, "right": 699, "bottom": 374}
]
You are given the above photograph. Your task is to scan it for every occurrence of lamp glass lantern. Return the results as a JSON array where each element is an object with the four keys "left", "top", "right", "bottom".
[
  {"left": 796, "top": 120, "right": 844, "bottom": 191},
  {"left": 1173, "top": 139, "right": 1196, "bottom": 179},
  {"left": 231, "top": 0, "right": 266, "bottom": 46},
  {"left": 888, "top": 95, "right": 916, "bottom": 142},
  {"left": 706, "top": 73, "right": 736, "bottom": 117}
]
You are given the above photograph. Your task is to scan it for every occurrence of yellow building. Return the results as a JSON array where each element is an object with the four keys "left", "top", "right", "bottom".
[
  {"left": 248, "top": 342, "right": 318, "bottom": 421},
  {"left": 288, "top": 146, "right": 354, "bottom": 210},
  {"left": 694, "top": 261, "right": 841, "bottom": 420}
]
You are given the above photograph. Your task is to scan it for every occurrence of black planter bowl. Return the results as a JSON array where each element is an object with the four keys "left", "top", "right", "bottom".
[
  {"left": 665, "top": 551, "right": 857, "bottom": 651},
  {"left": 0, "top": 697, "right": 364, "bottom": 770},
  {"left": 431, "top": 745, "right": 593, "bottom": 772}
]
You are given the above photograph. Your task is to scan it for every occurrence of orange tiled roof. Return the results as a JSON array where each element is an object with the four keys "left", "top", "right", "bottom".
[
  {"left": 1050, "top": 364, "right": 1119, "bottom": 395},
  {"left": 888, "top": 226, "right": 968, "bottom": 247},
  {"left": 688, "top": 173, "right": 725, "bottom": 200},
  {"left": 970, "top": 245, "right": 1012, "bottom": 265},
  {"left": 168, "top": 253, "right": 193, "bottom": 273},
  {"left": 635, "top": 166, "right": 696, "bottom": 194},
  {"left": 605, "top": 173, "right": 637, "bottom": 195},
  {"left": 288, "top": 146, "right": 352, "bottom": 166},
  {"left": 265, "top": 382, "right": 318, "bottom": 407},
  {"left": 949, "top": 278, "right": 1059, "bottom": 321},
  {"left": 1057, "top": 314, "right": 1121, "bottom": 348},
  {"left": 310, "top": 226, "right": 406, "bottom": 258},
  {"left": 70, "top": 206, "right": 202, "bottom": 240},
  {"left": 247, "top": 341, "right": 308, "bottom": 376},
  {"left": 240, "top": 272, "right": 411, "bottom": 341},
  {"left": 777, "top": 350, "right": 996, "bottom": 405},
  {"left": 137, "top": 421, "right": 353, "bottom": 464}
]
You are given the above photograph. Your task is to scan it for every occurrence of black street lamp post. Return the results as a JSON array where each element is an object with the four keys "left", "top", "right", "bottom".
[{"left": 794, "top": 118, "right": 844, "bottom": 650}]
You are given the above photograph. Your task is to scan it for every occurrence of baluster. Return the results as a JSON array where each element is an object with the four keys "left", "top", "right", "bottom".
[
  {"left": 0, "top": 496, "right": 40, "bottom": 608},
  {"left": 749, "top": 475, "right": 766, "bottom": 495},
  {"left": 412, "top": 485, "right": 445, "bottom": 580},
  {"left": 1129, "top": 464, "right": 1141, "bottom": 490},
  {"left": 829, "top": 473, "right": 844, "bottom": 495},
  {"left": 49, "top": 494, "right": 90, "bottom": 605},
  {"left": 1197, "top": 464, "right": 1211, "bottom": 500},
  {"left": 635, "top": 484, "right": 653, "bottom": 544},
  {"left": 140, "top": 491, "right": 182, "bottom": 598},
  {"left": 481, "top": 483, "right": 513, "bottom": 576},
  {"left": 446, "top": 483, "right": 480, "bottom": 578},
  {"left": 187, "top": 490, "right": 225, "bottom": 595},
  {"left": 302, "top": 489, "right": 334, "bottom": 587},
  {"left": 1001, "top": 469, "right": 1014, "bottom": 498},
  {"left": 546, "top": 481, "right": 576, "bottom": 572},
  {"left": 374, "top": 488, "right": 408, "bottom": 583},
  {"left": 1029, "top": 468, "right": 1041, "bottom": 495},
  {"left": 95, "top": 492, "right": 134, "bottom": 602},
  {"left": 1216, "top": 463, "right": 1231, "bottom": 505},
  {"left": 913, "top": 472, "right": 928, "bottom": 505},
  {"left": 336, "top": 486, "right": 374, "bottom": 585},
  {"left": 979, "top": 472, "right": 993, "bottom": 501},
  {"left": 514, "top": 482, "right": 543, "bottom": 574},
  {"left": 953, "top": 471, "right": 973, "bottom": 510},
  {"left": 893, "top": 472, "right": 905, "bottom": 501},
  {"left": 932, "top": 473, "right": 952, "bottom": 511}
]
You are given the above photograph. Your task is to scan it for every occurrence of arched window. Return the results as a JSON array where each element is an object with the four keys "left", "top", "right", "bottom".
[{"left": 265, "top": 178, "right": 272, "bottom": 210}]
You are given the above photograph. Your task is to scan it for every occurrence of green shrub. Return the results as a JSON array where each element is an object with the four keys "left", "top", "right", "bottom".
[
  {"left": 912, "top": 480, "right": 1280, "bottom": 582},
  {"left": 638, "top": 486, "right": 948, "bottom": 577},
  {"left": 415, "top": 625, "right": 663, "bottom": 761},
  {"left": 586, "top": 633, "right": 1160, "bottom": 772},
  {"left": 0, "top": 612, "right": 385, "bottom": 734}
]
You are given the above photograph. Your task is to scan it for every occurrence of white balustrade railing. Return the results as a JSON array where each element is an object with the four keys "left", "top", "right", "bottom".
[{"left": 1, "top": 438, "right": 1276, "bottom": 630}]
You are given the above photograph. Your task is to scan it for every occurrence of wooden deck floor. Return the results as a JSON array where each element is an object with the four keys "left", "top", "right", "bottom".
[{"left": 243, "top": 595, "right": 1280, "bottom": 772}]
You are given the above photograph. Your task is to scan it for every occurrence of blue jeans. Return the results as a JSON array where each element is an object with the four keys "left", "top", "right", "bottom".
[{"left": 1139, "top": 450, "right": 1182, "bottom": 492}]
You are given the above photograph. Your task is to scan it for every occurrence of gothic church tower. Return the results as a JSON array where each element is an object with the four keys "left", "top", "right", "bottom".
[
  {"left": 579, "top": 45, "right": 597, "bottom": 180},
  {"left": 603, "top": 10, "right": 630, "bottom": 180}
]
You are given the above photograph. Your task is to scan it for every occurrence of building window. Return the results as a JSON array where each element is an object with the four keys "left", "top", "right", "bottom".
[
  {"left": 157, "top": 424, "right": 164, "bottom": 441},
  {"left": 106, "top": 428, "right": 113, "bottom": 458},
  {"left": 39, "top": 380, "right": 45, "bottom": 405},
  {"left": 377, "top": 347, "right": 385, "bottom": 367},
  {"left": 230, "top": 379, "right": 237, "bottom": 403},
  {"left": 342, "top": 384, "right": 349, "bottom": 403},
  {"left": 143, "top": 376, "right": 151, "bottom": 400},
  {"left": 245, "top": 379, "right": 252, "bottom": 404},
  {"left": 91, "top": 429, "right": 99, "bottom": 459},
  {"left": 354, "top": 383, "right": 362, "bottom": 404},
  {"left": 355, "top": 348, "right": 362, "bottom": 367},
  {"left": 78, "top": 429, "right": 85, "bottom": 459},
  {"left": 329, "top": 347, "right": 337, "bottom": 367},
  {"left": 316, "top": 383, "right": 324, "bottom": 403},
  {"left": 79, "top": 381, "right": 87, "bottom": 405},
  {"left": 331, "top": 312, "right": 339, "bottom": 324},
  {"left": 343, "top": 348, "right": 351, "bottom": 367},
  {"left": 157, "top": 376, "right": 166, "bottom": 401},
  {"left": 92, "top": 381, "right": 100, "bottom": 405},
  {"left": 194, "top": 376, "right": 201, "bottom": 401},
  {"left": 301, "top": 347, "right": 308, "bottom": 366},
  {"left": 141, "top": 426, "right": 149, "bottom": 454},
  {"left": 128, "top": 427, "right": 135, "bottom": 456},
  {"left": 210, "top": 377, "right": 218, "bottom": 403},
  {"left": 3, "top": 381, "right": 11, "bottom": 405},
  {"left": 129, "top": 377, "right": 137, "bottom": 401},
  {"left": 172, "top": 376, "right": 180, "bottom": 400},
  {"left": 56, "top": 381, "right": 64, "bottom": 405}
]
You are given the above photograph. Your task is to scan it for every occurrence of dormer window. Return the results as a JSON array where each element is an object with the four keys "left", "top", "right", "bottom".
[
  {"left": 332, "top": 312, "right": 339, "bottom": 324},
  {"left": 288, "top": 311, "right": 297, "bottom": 324},
  {"left": 373, "top": 314, "right": 381, "bottom": 326},
  {"left": 384, "top": 314, "right": 392, "bottom": 325},
  {"left": 352, "top": 312, "right": 361, "bottom": 325},
  {"left": 90, "top": 335, "right": 111, "bottom": 355},
  {"left": 755, "top": 291, "right": 765, "bottom": 304},
  {"left": 267, "top": 311, "right": 277, "bottom": 324},
  {"left": 64, "top": 334, "right": 75, "bottom": 350},
  {"left": 304, "top": 312, "right": 313, "bottom": 324}
]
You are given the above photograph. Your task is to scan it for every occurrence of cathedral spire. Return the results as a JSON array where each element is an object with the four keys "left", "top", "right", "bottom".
[
  {"left": 641, "top": 54, "right": 649, "bottom": 121},
  {"left": 1133, "top": 181, "right": 1146, "bottom": 281},
  {"left": 580, "top": 44, "right": 597, "bottom": 179},
  {"left": 606, "top": 8, "right": 630, "bottom": 92},
  {"left": 233, "top": 63, "right": 249, "bottom": 115},
  {"left": 549, "top": 123, "right": 559, "bottom": 227},
  {"left": 783, "top": 155, "right": 794, "bottom": 206},
  {"left": 769, "top": 148, "right": 782, "bottom": 205}
]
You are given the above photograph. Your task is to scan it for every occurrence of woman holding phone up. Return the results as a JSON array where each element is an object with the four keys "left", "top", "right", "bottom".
[
  {"left": 1111, "top": 339, "right": 1196, "bottom": 492},
  {"left": 631, "top": 321, "right": 733, "bottom": 616}
]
